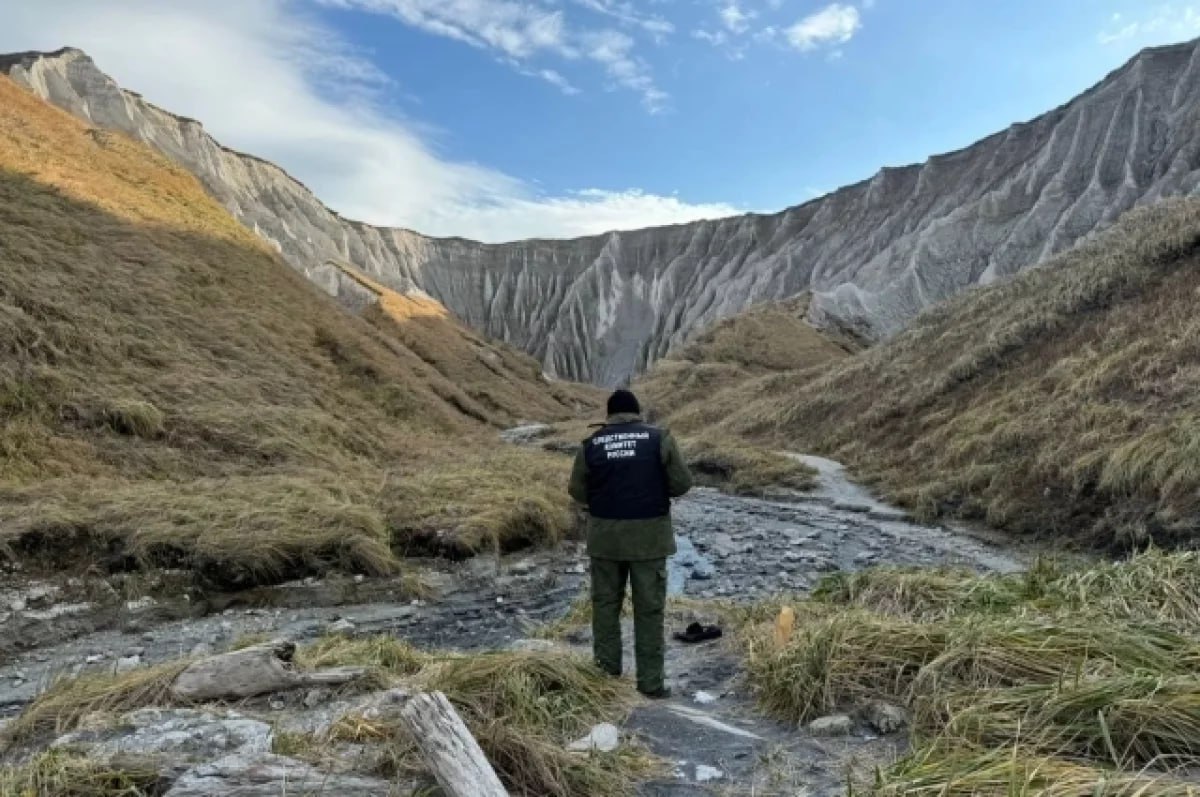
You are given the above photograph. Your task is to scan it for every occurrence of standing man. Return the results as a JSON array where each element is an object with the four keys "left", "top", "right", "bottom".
[{"left": 568, "top": 389, "right": 692, "bottom": 698}]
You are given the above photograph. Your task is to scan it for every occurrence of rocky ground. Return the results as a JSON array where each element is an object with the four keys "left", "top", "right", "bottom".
[{"left": 0, "top": 453, "right": 1028, "bottom": 795}]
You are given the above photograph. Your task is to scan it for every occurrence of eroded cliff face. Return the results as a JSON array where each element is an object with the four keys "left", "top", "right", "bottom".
[{"left": 6, "top": 43, "right": 1200, "bottom": 385}]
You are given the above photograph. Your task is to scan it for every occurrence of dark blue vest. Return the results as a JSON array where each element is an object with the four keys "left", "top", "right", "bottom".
[{"left": 583, "top": 422, "right": 670, "bottom": 520}]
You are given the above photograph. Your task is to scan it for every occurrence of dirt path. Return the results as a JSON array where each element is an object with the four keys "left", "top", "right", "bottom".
[{"left": 0, "top": 455, "right": 1030, "bottom": 794}]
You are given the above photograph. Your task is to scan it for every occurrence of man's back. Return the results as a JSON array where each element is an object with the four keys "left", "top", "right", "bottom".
[{"left": 582, "top": 419, "right": 670, "bottom": 520}]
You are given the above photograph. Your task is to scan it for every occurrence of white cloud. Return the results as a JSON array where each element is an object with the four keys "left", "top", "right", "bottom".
[
  {"left": 719, "top": 2, "right": 754, "bottom": 34},
  {"left": 434, "top": 189, "right": 740, "bottom": 241},
  {"left": 0, "top": 0, "right": 735, "bottom": 241},
  {"left": 786, "top": 3, "right": 861, "bottom": 51},
  {"left": 1098, "top": 4, "right": 1200, "bottom": 45},
  {"left": 317, "top": 0, "right": 668, "bottom": 110}
]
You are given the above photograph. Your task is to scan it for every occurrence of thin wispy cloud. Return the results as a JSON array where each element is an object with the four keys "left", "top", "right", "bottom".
[
  {"left": 786, "top": 3, "right": 862, "bottom": 51},
  {"left": 316, "top": 0, "right": 668, "bottom": 110},
  {"left": 1098, "top": 5, "right": 1200, "bottom": 45},
  {"left": 0, "top": 0, "right": 736, "bottom": 241},
  {"left": 695, "top": 0, "right": 868, "bottom": 58},
  {"left": 571, "top": 0, "right": 675, "bottom": 38},
  {"left": 719, "top": 2, "right": 755, "bottom": 34}
]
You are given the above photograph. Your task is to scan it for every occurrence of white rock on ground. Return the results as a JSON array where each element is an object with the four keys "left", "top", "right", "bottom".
[
  {"left": 114, "top": 655, "right": 141, "bottom": 674},
  {"left": 508, "top": 638, "right": 558, "bottom": 653},
  {"left": 695, "top": 765, "right": 724, "bottom": 782},
  {"left": 328, "top": 618, "right": 355, "bottom": 635},
  {"left": 692, "top": 690, "right": 717, "bottom": 704},
  {"left": 807, "top": 714, "right": 853, "bottom": 737},
  {"left": 567, "top": 722, "right": 621, "bottom": 753},
  {"left": 500, "top": 424, "right": 553, "bottom": 445}
]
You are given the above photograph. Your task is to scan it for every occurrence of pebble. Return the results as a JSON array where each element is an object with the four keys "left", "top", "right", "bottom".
[
  {"left": 85, "top": 654, "right": 105, "bottom": 664},
  {"left": 695, "top": 765, "right": 724, "bottom": 782},
  {"left": 693, "top": 691, "right": 717, "bottom": 705},
  {"left": 328, "top": 619, "right": 356, "bottom": 635},
  {"left": 567, "top": 723, "right": 620, "bottom": 753},
  {"left": 115, "top": 655, "right": 141, "bottom": 674},
  {"left": 808, "top": 714, "right": 853, "bottom": 737}
]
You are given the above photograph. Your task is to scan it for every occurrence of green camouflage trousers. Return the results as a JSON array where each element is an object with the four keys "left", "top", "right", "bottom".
[{"left": 590, "top": 557, "right": 667, "bottom": 693}]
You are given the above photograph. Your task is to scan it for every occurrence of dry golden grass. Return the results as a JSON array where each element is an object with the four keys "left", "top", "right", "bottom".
[
  {"left": 681, "top": 198, "right": 1200, "bottom": 549},
  {"left": 2, "top": 660, "right": 192, "bottom": 744},
  {"left": 0, "top": 75, "right": 591, "bottom": 585},
  {"left": 742, "top": 554, "right": 1200, "bottom": 796},
  {"left": 637, "top": 294, "right": 854, "bottom": 426},
  {"left": 0, "top": 750, "right": 164, "bottom": 797},
  {"left": 680, "top": 437, "right": 817, "bottom": 495}
]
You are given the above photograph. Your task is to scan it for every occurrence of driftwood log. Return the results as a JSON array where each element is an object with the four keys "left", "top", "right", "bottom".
[
  {"left": 398, "top": 691, "right": 508, "bottom": 797},
  {"left": 170, "top": 639, "right": 366, "bottom": 702}
]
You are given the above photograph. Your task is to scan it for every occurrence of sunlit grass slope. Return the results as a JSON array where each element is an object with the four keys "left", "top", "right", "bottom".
[{"left": 0, "top": 76, "right": 587, "bottom": 587}]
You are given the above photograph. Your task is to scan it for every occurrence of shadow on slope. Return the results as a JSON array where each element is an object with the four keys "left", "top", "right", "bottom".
[{"left": 0, "top": 76, "right": 583, "bottom": 589}]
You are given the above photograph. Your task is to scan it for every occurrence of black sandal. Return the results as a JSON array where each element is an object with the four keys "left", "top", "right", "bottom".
[{"left": 673, "top": 622, "right": 723, "bottom": 644}]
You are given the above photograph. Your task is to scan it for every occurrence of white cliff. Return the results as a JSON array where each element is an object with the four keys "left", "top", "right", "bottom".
[{"left": 6, "top": 43, "right": 1200, "bottom": 385}]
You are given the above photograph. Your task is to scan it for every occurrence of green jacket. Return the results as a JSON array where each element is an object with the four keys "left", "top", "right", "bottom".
[{"left": 568, "top": 413, "right": 693, "bottom": 561}]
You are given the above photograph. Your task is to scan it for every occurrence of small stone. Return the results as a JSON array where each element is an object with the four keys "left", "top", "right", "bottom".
[
  {"left": 115, "top": 655, "right": 141, "bottom": 674},
  {"left": 269, "top": 698, "right": 286, "bottom": 711},
  {"left": 85, "top": 654, "right": 105, "bottom": 664},
  {"left": 509, "top": 639, "right": 557, "bottom": 653},
  {"left": 8, "top": 598, "right": 26, "bottom": 613},
  {"left": 495, "top": 596, "right": 505, "bottom": 605},
  {"left": 353, "top": 574, "right": 365, "bottom": 584},
  {"left": 807, "top": 714, "right": 853, "bottom": 736},
  {"left": 692, "top": 691, "right": 717, "bottom": 705},
  {"left": 328, "top": 619, "right": 356, "bottom": 635},
  {"left": 568, "top": 722, "right": 620, "bottom": 753},
  {"left": 864, "top": 701, "right": 908, "bottom": 734},
  {"left": 695, "top": 765, "right": 724, "bottom": 783}
]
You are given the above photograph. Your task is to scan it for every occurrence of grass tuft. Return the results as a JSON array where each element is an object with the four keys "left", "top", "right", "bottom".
[
  {"left": 743, "top": 552, "right": 1200, "bottom": 796},
  {"left": 2, "top": 660, "right": 192, "bottom": 746},
  {"left": 0, "top": 750, "right": 163, "bottom": 797}
]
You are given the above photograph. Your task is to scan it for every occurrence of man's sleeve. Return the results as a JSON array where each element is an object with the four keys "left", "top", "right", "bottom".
[
  {"left": 568, "top": 447, "right": 589, "bottom": 504},
  {"left": 661, "top": 431, "right": 693, "bottom": 498}
]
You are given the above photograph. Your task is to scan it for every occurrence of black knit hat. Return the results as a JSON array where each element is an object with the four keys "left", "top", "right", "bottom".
[{"left": 606, "top": 389, "right": 641, "bottom": 416}]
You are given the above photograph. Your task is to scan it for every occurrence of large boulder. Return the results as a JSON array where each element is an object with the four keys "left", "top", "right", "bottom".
[{"left": 53, "top": 708, "right": 272, "bottom": 762}]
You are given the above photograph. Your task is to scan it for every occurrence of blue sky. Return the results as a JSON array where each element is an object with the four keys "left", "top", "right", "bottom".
[{"left": 5, "top": 1, "right": 1200, "bottom": 240}]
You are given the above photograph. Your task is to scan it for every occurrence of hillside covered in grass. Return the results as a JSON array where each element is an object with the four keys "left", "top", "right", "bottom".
[
  {"left": 0, "top": 76, "right": 594, "bottom": 588},
  {"left": 637, "top": 294, "right": 856, "bottom": 422},
  {"left": 665, "top": 198, "right": 1200, "bottom": 549}
]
